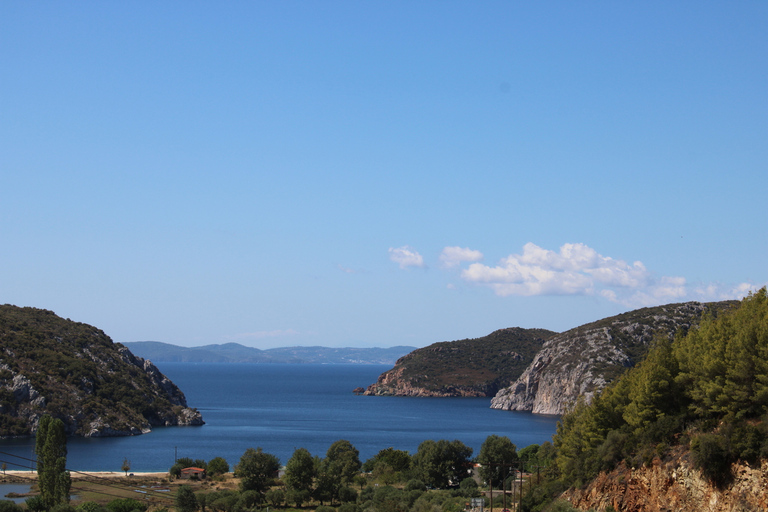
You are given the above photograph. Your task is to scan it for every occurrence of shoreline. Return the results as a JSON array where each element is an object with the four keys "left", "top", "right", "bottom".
[{"left": 4, "top": 471, "right": 168, "bottom": 480}]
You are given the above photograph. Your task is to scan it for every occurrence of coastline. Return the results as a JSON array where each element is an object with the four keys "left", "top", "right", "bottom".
[{"left": 4, "top": 471, "right": 168, "bottom": 480}]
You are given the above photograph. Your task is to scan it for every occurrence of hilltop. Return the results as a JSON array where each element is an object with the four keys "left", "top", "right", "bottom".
[{"left": 0, "top": 305, "right": 203, "bottom": 437}]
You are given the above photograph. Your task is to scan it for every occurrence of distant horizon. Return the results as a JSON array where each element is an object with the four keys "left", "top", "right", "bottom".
[{"left": 123, "top": 340, "right": 419, "bottom": 350}]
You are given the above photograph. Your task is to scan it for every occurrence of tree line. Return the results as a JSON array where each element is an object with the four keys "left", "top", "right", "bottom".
[{"left": 165, "top": 435, "right": 554, "bottom": 512}]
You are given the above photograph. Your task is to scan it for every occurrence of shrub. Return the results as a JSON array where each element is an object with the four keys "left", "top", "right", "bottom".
[
  {"left": 691, "top": 433, "right": 731, "bottom": 486},
  {"left": 459, "top": 477, "right": 479, "bottom": 497},
  {"left": 0, "top": 501, "right": 23, "bottom": 512},
  {"left": 405, "top": 479, "right": 426, "bottom": 492},
  {"left": 339, "top": 503, "right": 360, "bottom": 512},
  {"left": 266, "top": 488, "right": 285, "bottom": 507},
  {"left": 338, "top": 486, "right": 358, "bottom": 504},
  {"left": 286, "top": 489, "right": 310, "bottom": 508},
  {"left": 105, "top": 499, "right": 147, "bottom": 512},
  {"left": 76, "top": 502, "right": 105, "bottom": 512}
]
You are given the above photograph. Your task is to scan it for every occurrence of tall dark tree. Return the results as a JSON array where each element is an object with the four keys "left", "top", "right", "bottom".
[
  {"left": 363, "top": 447, "right": 412, "bottom": 473},
  {"left": 316, "top": 440, "right": 361, "bottom": 504},
  {"left": 35, "top": 415, "right": 71, "bottom": 509},
  {"left": 285, "top": 447, "right": 315, "bottom": 492},
  {"left": 477, "top": 435, "right": 519, "bottom": 488},
  {"left": 412, "top": 439, "right": 473, "bottom": 489},
  {"left": 175, "top": 485, "right": 198, "bottom": 512},
  {"left": 235, "top": 447, "right": 280, "bottom": 493},
  {"left": 207, "top": 456, "right": 229, "bottom": 476},
  {"left": 325, "top": 439, "right": 362, "bottom": 485}
]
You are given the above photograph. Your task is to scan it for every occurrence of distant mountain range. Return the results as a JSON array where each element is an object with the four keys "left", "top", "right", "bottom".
[{"left": 121, "top": 341, "right": 416, "bottom": 365}]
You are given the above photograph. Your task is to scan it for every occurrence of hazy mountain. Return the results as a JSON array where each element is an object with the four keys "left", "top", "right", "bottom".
[{"left": 122, "top": 341, "right": 416, "bottom": 365}]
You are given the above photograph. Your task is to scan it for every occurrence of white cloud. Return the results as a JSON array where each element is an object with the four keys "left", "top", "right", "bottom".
[
  {"left": 439, "top": 246, "right": 483, "bottom": 268},
  {"left": 388, "top": 246, "right": 426, "bottom": 269},
  {"left": 459, "top": 242, "right": 683, "bottom": 304}
]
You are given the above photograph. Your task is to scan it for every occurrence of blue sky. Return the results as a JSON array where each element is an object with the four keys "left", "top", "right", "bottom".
[{"left": 1, "top": 2, "right": 766, "bottom": 349}]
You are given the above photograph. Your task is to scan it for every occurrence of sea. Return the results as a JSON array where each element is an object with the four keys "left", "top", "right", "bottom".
[{"left": 0, "top": 363, "right": 560, "bottom": 473}]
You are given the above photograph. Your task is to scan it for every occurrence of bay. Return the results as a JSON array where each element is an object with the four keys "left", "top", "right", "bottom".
[{"left": 0, "top": 364, "right": 559, "bottom": 472}]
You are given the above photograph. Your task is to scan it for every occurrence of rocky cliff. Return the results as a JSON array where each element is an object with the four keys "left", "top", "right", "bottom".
[
  {"left": 562, "top": 450, "right": 768, "bottom": 512},
  {"left": 490, "top": 301, "right": 736, "bottom": 415},
  {"left": 364, "top": 327, "right": 554, "bottom": 397},
  {"left": 0, "top": 305, "right": 203, "bottom": 437}
]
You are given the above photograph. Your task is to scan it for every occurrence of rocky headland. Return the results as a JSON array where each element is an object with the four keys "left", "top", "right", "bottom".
[
  {"left": 0, "top": 305, "right": 203, "bottom": 437},
  {"left": 490, "top": 300, "right": 736, "bottom": 415}
]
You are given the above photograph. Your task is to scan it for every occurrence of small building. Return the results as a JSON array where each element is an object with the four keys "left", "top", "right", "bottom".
[{"left": 180, "top": 467, "right": 206, "bottom": 480}]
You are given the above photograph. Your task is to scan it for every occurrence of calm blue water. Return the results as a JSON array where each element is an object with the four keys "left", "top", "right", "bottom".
[{"left": 0, "top": 364, "right": 559, "bottom": 472}]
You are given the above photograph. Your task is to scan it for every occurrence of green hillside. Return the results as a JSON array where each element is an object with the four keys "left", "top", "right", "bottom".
[
  {"left": 0, "top": 305, "right": 203, "bottom": 437},
  {"left": 366, "top": 327, "right": 556, "bottom": 396},
  {"left": 524, "top": 288, "right": 768, "bottom": 510}
]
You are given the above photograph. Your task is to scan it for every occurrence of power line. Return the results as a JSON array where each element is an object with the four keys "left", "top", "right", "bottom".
[
  {"left": 0, "top": 464, "right": 175, "bottom": 505},
  {"left": 0, "top": 452, "right": 176, "bottom": 504}
]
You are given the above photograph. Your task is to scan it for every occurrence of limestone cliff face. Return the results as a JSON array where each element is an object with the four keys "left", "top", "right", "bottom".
[
  {"left": 0, "top": 305, "right": 203, "bottom": 437},
  {"left": 562, "top": 453, "right": 768, "bottom": 512},
  {"left": 490, "top": 301, "right": 734, "bottom": 415}
]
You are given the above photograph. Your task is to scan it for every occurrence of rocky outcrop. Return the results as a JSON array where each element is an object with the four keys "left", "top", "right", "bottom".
[
  {"left": 562, "top": 451, "right": 768, "bottom": 511},
  {"left": 491, "top": 301, "right": 735, "bottom": 415},
  {"left": 364, "top": 328, "right": 554, "bottom": 397},
  {"left": 0, "top": 305, "right": 203, "bottom": 437}
]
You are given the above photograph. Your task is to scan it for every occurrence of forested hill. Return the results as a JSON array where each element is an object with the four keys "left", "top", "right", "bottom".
[
  {"left": 541, "top": 289, "right": 768, "bottom": 511},
  {"left": 0, "top": 305, "right": 203, "bottom": 437},
  {"left": 364, "top": 327, "right": 556, "bottom": 397}
]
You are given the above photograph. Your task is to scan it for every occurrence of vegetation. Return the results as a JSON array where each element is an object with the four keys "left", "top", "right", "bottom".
[
  {"left": 234, "top": 448, "right": 280, "bottom": 493},
  {"left": 518, "top": 289, "right": 768, "bottom": 509},
  {"left": 476, "top": 435, "right": 518, "bottom": 488},
  {"left": 368, "top": 327, "right": 555, "bottom": 397},
  {"left": 35, "top": 415, "right": 71, "bottom": 509},
  {"left": 412, "top": 440, "right": 473, "bottom": 489},
  {"left": 0, "top": 305, "right": 201, "bottom": 436}
]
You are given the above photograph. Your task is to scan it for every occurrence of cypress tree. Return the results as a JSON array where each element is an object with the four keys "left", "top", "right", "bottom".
[{"left": 35, "top": 415, "right": 71, "bottom": 509}]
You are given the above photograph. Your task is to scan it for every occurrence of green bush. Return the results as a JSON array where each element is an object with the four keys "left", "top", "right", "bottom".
[
  {"left": 690, "top": 433, "right": 731, "bottom": 486},
  {"left": 266, "top": 488, "right": 285, "bottom": 507},
  {"left": 339, "top": 503, "right": 360, "bottom": 512},
  {"left": 405, "top": 479, "right": 426, "bottom": 491},
  {"left": 0, "top": 501, "right": 23, "bottom": 512},
  {"left": 76, "top": 503, "right": 105, "bottom": 512}
]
